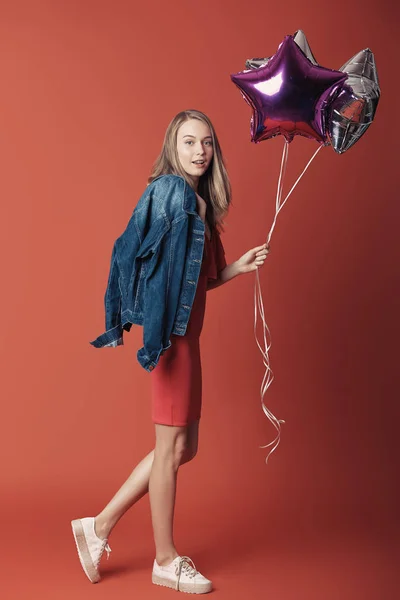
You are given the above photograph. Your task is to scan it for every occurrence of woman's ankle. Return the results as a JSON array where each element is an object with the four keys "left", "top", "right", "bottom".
[
  {"left": 156, "top": 551, "right": 179, "bottom": 566},
  {"left": 94, "top": 514, "right": 112, "bottom": 540}
]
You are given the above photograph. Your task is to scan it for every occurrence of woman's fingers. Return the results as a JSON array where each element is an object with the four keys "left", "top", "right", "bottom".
[{"left": 255, "top": 244, "right": 270, "bottom": 266}]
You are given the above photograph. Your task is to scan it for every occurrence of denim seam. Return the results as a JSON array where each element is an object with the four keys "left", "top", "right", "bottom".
[
  {"left": 133, "top": 212, "right": 142, "bottom": 244},
  {"left": 133, "top": 263, "right": 144, "bottom": 313}
]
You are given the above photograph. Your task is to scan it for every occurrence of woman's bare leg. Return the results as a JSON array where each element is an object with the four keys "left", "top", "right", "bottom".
[
  {"left": 94, "top": 420, "right": 199, "bottom": 544},
  {"left": 94, "top": 448, "right": 155, "bottom": 539},
  {"left": 149, "top": 423, "right": 192, "bottom": 566}
]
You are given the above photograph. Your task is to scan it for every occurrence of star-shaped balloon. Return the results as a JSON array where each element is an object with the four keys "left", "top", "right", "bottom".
[
  {"left": 231, "top": 35, "right": 348, "bottom": 144},
  {"left": 328, "top": 48, "right": 380, "bottom": 154},
  {"left": 244, "top": 34, "right": 381, "bottom": 153},
  {"left": 245, "top": 29, "right": 318, "bottom": 70}
]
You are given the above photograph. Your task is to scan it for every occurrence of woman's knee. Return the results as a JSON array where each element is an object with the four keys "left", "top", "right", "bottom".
[
  {"left": 180, "top": 446, "right": 197, "bottom": 464},
  {"left": 181, "top": 420, "right": 199, "bottom": 464},
  {"left": 154, "top": 424, "right": 189, "bottom": 469}
]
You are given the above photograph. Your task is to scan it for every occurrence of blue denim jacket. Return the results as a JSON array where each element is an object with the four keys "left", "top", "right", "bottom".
[{"left": 90, "top": 174, "right": 217, "bottom": 372}]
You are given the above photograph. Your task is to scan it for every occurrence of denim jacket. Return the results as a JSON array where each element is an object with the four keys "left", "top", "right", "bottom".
[{"left": 89, "top": 174, "right": 226, "bottom": 372}]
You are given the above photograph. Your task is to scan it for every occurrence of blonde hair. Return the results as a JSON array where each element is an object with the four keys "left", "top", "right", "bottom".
[{"left": 148, "top": 109, "right": 231, "bottom": 232}]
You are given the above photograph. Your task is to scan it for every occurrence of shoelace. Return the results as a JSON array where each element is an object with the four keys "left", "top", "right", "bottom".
[
  {"left": 175, "top": 556, "right": 198, "bottom": 590},
  {"left": 104, "top": 542, "right": 112, "bottom": 560},
  {"left": 95, "top": 540, "right": 112, "bottom": 567}
]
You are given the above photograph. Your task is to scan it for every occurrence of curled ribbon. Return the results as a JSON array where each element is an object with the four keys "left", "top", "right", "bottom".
[{"left": 255, "top": 139, "right": 325, "bottom": 464}]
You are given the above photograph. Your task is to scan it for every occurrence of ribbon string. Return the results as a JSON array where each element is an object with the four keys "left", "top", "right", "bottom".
[{"left": 255, "top": 140, "right": 324, "bottom": 464}]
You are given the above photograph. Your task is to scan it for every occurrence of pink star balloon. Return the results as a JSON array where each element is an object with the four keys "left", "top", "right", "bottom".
[{"left": 231, "top": 35, "right": 348, "bottom": 144}]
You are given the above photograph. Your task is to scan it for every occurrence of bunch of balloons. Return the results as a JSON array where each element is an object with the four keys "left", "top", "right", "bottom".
[
  {"left": 231, "top": 30, "right": 380, "bottom": 153},
  {"left": 230, "top": 31, "right": 380, "bottom": 464}
]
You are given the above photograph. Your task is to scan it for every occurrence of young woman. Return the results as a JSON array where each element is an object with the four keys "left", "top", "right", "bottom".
[{"left": 71, "top": 109, "right": 270, "bottom": 594}]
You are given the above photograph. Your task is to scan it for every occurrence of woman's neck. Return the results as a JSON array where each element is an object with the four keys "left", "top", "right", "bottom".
[{"left": 191, "top": 174, "right": 200, "bottom": 193}]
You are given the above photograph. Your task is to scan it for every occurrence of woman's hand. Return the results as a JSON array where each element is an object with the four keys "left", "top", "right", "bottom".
[{"left": 236, "top": 243, "right": 270, "bottom": 274}]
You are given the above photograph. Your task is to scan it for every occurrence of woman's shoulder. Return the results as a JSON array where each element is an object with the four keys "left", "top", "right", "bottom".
[
  {"left": 144, "top": 174, "right": 191, "bottom": 220},
  {"left": 147, "top": 174, "right": 186, "bottom": 193},
  {"left": 134, "top": 175, "right": 183, "bottom": 214}
]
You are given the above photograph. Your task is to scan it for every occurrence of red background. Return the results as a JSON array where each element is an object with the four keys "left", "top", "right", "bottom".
[{"left": 1, "top": 1, "right": 398, "bottom": 598}]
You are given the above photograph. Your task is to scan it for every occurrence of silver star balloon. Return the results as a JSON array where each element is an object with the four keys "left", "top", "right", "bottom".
[
  {"left": 245, "top": 29, "right": 318, "bottom": 70},
  {"left": 328, "top": 48, "right": 380, "bottom": 154}
]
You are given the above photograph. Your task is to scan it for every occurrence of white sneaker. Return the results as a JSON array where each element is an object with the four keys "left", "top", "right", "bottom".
[
  {"left": 152, "top": 555, "right": 213, "bottom": 594},
  {"left": 71, "top": 517, "right": 112, "bottom": 583}
]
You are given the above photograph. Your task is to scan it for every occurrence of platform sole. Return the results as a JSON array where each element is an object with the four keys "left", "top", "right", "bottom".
[
  {"left": 71, "top": 519, "right": 100, "bottom": 584},
  {"left": 152, "top": 572, "right": 212, "bottom": 594}
]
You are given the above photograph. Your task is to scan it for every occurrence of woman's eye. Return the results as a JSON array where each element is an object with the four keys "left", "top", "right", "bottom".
[{"left": 184, "top": 140, "right": 212, "bottom": 145}]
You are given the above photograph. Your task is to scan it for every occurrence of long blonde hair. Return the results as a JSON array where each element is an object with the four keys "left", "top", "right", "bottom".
[{"left": 148, "top": 109, "right": 231, "bottom": 232}]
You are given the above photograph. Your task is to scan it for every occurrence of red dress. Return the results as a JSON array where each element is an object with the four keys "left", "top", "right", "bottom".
[{"left": 150, "top": 227, "right": 227, "bottom": 426}]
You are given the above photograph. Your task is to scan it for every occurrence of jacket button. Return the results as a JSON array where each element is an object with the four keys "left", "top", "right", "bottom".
[{"left": 149, "top": 365, "right": 154, "bottom": 371}]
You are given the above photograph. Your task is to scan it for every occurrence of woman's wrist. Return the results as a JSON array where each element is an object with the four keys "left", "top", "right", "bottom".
[
  {"left": 231, "top": 260, "right": 245, "bottom": 277},
  {"left": 221, "top": 261, "right": 242, "bottom": 282}
]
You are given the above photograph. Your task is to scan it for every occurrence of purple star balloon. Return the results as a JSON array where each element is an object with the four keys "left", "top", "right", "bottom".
[{"left": 231, "top": 35, "right": 348, "bottom": 144}]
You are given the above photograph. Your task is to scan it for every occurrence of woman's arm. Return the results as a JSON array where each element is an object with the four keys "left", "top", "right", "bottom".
[
  {"left": 207, "top": 243, "right": 270, "bottom": 291},
  {"left": 206, "top": 262, "right": 241, "bottom": 291}
]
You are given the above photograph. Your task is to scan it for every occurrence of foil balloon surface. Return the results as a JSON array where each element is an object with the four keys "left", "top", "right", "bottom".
[
  {"left": 245, "top": 29, "right": 318, "bottom": 70},
  {"left": 328, "top": 49, "right": 380, "bottom": 154},
  {"left": 231, "top": 35, "right": 347, "bottom": 144}
]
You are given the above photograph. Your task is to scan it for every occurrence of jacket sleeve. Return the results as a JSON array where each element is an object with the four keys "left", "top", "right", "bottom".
[
  {"left": 136, "top": 215, "right": 189, "bottom": 372},
  {"left": 97, "top": 241, "right": 124, "bottom": 348},
  {"left": 105, "top": 242, "right": 122, "bottom": 329}
]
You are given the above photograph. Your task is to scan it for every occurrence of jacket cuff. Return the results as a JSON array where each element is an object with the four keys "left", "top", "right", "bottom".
[
  {"left": 136, "top": 340, "right": 172, "bottom": 372},
  {"left": 89, "top": 324, "right": 124, "bottom": 348},
  {"left": 136, "top": 348, "right": 158, "bottom": 372},
  {"left": 104, "top": 337, "right": 123, "bottom": 347}
]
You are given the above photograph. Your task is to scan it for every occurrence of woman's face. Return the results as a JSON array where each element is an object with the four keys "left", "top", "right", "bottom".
[{"left": 176, "top": 119, "right": 214, "bottom": 184}]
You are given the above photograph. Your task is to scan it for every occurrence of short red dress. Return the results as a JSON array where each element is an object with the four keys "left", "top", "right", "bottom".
[{"left": 150, "top": 227, "right": 227, "bottom": 426}]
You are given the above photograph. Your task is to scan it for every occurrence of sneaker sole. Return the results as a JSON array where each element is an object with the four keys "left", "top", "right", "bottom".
[
  {"left": 71, "top": 519, "right": 100, "bottom": 584},
  {"left": 152, "top": 573, "right": 212, "bottom": 594}
]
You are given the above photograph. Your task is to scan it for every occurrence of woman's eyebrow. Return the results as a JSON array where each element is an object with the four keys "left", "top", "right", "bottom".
[{"left": 182, "top": 134, "right": 212, "bottom": 139}]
